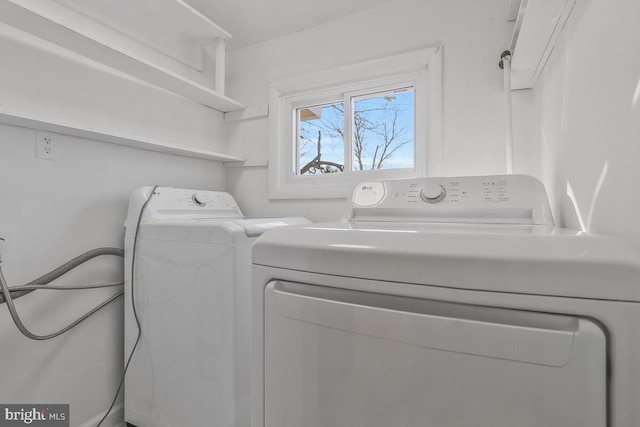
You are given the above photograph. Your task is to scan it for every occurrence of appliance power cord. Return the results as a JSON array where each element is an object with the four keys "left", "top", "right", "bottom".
[
  {"left": 0, "top": 185, "right": 157, "bottom": 426},
  {"left": 95, "top": 185, "right": 158, "bottom": 427}
]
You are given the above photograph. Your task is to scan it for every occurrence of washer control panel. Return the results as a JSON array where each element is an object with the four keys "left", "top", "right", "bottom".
[
  {"left": 125, "top": 186, "right": 243, "bottom": 227},
  {"left": 154, "top": 189, "right": 240, "bottom": 214},
  {"left": 350, "top": 175, "right": 554, "bottom": 225}
]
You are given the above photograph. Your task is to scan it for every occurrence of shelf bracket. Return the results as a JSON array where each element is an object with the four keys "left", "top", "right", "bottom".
[{"left": 214, "top": 37, "right": 226, "bottom": 95}]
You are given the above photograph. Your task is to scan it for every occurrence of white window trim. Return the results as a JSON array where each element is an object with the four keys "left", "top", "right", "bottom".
[{"left": 268, "top": 46, "right": 443, "bottom": 200}]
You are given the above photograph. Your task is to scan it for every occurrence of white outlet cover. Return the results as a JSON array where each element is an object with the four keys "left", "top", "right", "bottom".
[{"left": 36, "top": 131, "right": 58, "bottom": 161}]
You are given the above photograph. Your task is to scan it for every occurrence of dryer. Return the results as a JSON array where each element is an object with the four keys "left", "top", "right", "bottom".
[
  {"left": 251, "top": 175, "right": 640, "bottom": 427},
  {"left": 123, "top": 186, "right": 309, "bottom": 427}
]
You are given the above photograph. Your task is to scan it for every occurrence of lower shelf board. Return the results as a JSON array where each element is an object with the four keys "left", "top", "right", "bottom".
[{"left": 0, "top": 108, "right": 245, "bottom": 163}]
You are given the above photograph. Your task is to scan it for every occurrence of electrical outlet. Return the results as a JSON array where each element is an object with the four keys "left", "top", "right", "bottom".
[{"left": 36, "top": 132, "right": 58, "bottom": 160}]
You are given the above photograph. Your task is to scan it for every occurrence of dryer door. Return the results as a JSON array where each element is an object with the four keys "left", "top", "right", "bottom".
[{"left": 264, "top": 281, "right": 606, "bottom": 427}]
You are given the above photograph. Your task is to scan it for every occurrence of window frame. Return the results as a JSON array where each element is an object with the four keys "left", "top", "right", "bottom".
[{"left": 268, "top": 46, "right": 442, "bottom": 199}]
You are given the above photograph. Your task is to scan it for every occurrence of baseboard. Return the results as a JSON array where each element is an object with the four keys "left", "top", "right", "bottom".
[{"left": 77, "top": 402, "right": 124, "bottom": 427}]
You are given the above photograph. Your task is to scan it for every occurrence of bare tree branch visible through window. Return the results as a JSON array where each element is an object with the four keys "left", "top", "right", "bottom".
[
  {"left": 299, "top": 130, "right": 345, "bottom": 174},
  {"left": 299, "top": 102, "right": 345, "bottom": 174},
  {"left": 298, "top": 89, "right": 414, "bottom": 175}
]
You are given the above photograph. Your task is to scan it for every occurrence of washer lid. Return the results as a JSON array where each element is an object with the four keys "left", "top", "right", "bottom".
[
  {"left": 134, "top": 217, "right": 310, "bottom": 244},
  {"left": 253, "top": 221, "right": 640, "bottom": 302},
  {"left": 125, "top": 187, "right": 310, "bottom": 243},
  {"left": 233, "top": 217, "right": 311, "bottom": 238}
]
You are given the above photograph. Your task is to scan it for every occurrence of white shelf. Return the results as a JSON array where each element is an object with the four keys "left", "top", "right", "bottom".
[
  {"left": 0, "top": 0, "right": 245, "bottom": 112},
  {"left": 50, "top": 0, "right": 231, "bottom": 70},
  {"left": 0, "top": 108, "right": 245, "bottom": 163},
  {"left": 508, "top": 0, "right": 577, "bottom": 89}
]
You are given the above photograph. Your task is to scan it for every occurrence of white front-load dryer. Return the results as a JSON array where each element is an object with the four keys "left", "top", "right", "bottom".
[
  {"left": 123, "top": 187, "right": 309, "bottom": 427},
  {"left": 251, "top": 175, "right": 640, "bottom": 427}
]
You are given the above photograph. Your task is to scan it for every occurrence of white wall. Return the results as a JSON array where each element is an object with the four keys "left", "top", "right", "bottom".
[
  {"left": 0, "top": 125, "right": 226, "bottom": 426},
  {"left": 531, "top": 0, "right": 640, "bottom": 248},
  {"left": 0, "top": 24, "right": 227, "bottom": 427},
  {"left": 225, "top": 0, "right": 522, "bottom": 222}
]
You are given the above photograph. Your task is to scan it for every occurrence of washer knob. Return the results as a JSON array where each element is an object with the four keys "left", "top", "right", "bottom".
[
  {"left": 420, "top": 183, "right": 446, "bottom": 203},
  {"left": 192, "top": 194, "right": 206, "bottom": 207}
]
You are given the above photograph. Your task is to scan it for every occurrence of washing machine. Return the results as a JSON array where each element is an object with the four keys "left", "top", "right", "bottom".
[
  {"left": 123, "top": 186, "right": 309, "bottom": 427},
  {"left": 252, "top": 175, "right": 640, "bottom": 427}
]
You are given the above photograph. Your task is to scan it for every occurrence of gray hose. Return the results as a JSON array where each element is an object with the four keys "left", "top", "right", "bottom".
[
  {"left": 0, "top": 247, "right": 125, "bottom": 339},
  {"left": 0, "top": 187, "right": 155, "bottom": 423},
  {"left": 0, "top": 266, "right": 123, "bottom": 340},
  {"left": 0, "top": 247, "right": 123, "bottom": 303},
  {"left": 10, "top": 282, "right": 123, "bottom": 291}
]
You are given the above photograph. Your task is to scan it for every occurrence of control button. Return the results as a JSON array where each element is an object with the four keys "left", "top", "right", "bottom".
[
  {"left": 353, "top": 181, "right": 386, "bottom": 207},
  {"left": 420, "top": 183, "right": 446, "bottom": 203},
  {"left": 192, "top": 194, "right": 206, "bottom": 207}
]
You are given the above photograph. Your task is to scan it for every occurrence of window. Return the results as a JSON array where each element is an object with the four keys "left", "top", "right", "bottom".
[
  {"left": 297, "top": 85, "right": 415, "bottom": 175},
  {"left": 269, "top": 47, "right": 442, "bottom": 199}
]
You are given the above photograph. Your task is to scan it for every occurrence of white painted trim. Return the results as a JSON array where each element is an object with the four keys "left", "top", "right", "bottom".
[
  {"left": 426, "top": 46, "right": 443, "bottom": 177},
  {"left": 268, "top": 46, "right": 443, "bottom": 200},
  {"left": 77, "top": 402, "right": 123, "bottom": 427},
  {"left": 0, "top": 0, "right": 244, "bottom": 112},
  {"left": 0, "top": 107, "right": 245, "bottom": 163},
  {"left": 268, "top": 86, "right": 285, "bottom": 199},
  {"left": 271, "top": 47, "right": 440, "bottom": 95}
]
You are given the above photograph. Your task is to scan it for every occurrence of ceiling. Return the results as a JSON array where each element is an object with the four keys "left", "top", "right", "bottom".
[{"left": 184, "top": 0, "right": 401, "bottom": 50}]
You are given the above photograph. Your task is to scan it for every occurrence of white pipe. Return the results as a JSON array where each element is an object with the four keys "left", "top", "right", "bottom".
[{"left": 502, "top": 53, "right": 514, "bottom": 174}]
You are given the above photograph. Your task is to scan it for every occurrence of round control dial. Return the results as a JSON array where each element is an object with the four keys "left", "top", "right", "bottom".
[
  {"left": 192, "top": 194, "right": 207, "bottom": 207},
  {"left": 420, "top": 183, "right": 446, "bottom": 203}
]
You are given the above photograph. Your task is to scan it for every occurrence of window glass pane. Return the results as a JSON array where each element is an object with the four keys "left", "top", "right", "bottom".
[
  {"left": 352, "top": 88, "right": 414, "bottom": 171},
  {"left": 297, "top": 102, "right": 345, "bottom": 175}
]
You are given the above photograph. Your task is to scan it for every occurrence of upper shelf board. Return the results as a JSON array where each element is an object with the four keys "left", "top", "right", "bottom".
[
  {"left": 0, "top": 0, "right": 245, "bottom": 112},
  {"left": 506, "top": 0, "right": 522, "bottom": 21},
  {"left": 49, "top": 0, "right": 231, "bottom": 71},
  {"left": 509, "top": 0, "right": 577, "bottom": 89}
]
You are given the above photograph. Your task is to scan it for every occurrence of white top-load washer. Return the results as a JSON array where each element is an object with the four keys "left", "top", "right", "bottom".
[
  {"left": 252, "top": 175, "right": 640, "bottom": 427},
  {"left": 123, "top": 187, "right": 309, "bottom": 427}
]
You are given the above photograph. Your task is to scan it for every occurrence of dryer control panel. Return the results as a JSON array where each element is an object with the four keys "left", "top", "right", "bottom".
[{"left": 350, "top": 175, "right": 554, "bottom": 225}]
